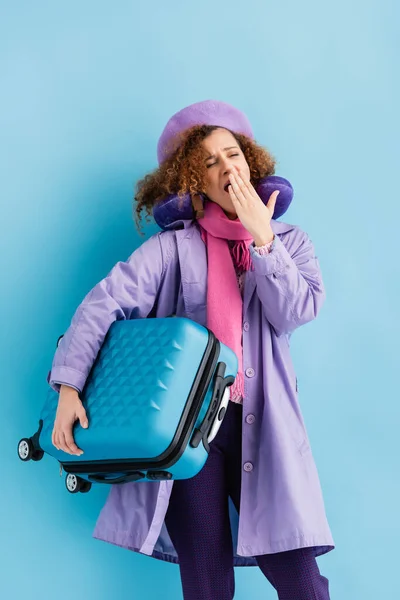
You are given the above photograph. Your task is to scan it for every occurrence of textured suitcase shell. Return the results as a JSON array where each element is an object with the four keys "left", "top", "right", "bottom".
[{"left": 32, "top": 317, "right": 238, "bottom": 489}]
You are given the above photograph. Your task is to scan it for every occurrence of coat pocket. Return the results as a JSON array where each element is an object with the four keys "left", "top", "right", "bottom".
[{"left": 279, "top": 390, "right": 310, "bottom": 456}]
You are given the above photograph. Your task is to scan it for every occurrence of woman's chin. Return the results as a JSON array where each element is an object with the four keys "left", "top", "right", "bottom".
[
  {"left": 225, "top": 210, "right": 238, "bottom": 220},
  {"left": 206, "top": 196, "right": 237, "bottom": 220},
  {"left": 222, "top": 202, "right": 238, "bottom": 220}
]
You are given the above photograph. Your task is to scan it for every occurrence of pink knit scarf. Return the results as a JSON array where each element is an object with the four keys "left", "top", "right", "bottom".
[{"left": 198, "top": 201, "right": 254, "bottom": 400}]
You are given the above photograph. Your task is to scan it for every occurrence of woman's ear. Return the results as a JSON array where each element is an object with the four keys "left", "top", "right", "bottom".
[{"left": 191, "top": 193, "right": 205, "bottom": 219}]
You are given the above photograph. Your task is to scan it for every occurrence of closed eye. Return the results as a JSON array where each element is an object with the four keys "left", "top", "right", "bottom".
[{"left": 206, "top": 154, "right": 240, "bottom": 168}]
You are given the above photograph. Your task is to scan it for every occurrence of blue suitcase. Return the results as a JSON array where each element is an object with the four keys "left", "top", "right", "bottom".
[{"left": 18, "top": 317, "right": 238, "bottom": 494}]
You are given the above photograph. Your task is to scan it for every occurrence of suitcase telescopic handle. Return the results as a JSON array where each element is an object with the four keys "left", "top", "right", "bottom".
[
  {"left": 87, "top": 471, "right": 145, "bottom": 484},
  {"left": 190, "top": 362, "right": 235, "bottom": 450}
]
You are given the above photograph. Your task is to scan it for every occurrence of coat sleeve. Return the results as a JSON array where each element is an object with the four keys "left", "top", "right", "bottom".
[
  {"left": 48, "top": 233, "right": 170, "bottom": 394},
  {"left": 249, "top": 227, "right": 326, "bottom": 337}
]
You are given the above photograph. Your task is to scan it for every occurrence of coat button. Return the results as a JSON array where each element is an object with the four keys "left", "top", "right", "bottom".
[
  {"left": 245, "top": 367, "right": 255, "bottom": 378},
  {"left": 243, "top": 322, "right": 250, "bottom": 332},
  {"left": 243, "top": 462, "right": 253, "bottom": 472},
  {"left": 246, "top": 414, "right": 255, "bottom": 424}
]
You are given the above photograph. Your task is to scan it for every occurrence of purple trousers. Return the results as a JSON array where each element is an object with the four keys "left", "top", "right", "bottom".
[{"left": 165, "top": 401, "right": 330, "bottom": 600}]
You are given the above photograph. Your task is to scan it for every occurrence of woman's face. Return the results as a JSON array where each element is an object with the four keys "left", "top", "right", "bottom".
[{"left": 201, "top": 128, "right": 251, "bottom": 219}]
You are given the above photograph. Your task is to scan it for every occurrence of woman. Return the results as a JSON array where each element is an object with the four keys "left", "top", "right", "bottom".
[{"left": 49, "top": 100, "right": 335, "bottom": 599}]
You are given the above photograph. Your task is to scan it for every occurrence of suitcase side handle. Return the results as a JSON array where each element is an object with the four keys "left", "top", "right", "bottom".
[
  {"left": 190, "top": 362, "right": 234, "bottom": 450},
  {"left": 87, "top": 471, "right": 145, "bottom": 484}
]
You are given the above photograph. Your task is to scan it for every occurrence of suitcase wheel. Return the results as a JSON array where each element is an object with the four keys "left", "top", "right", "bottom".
[
  {"left": 65, "top": 474, "right": 92, "bottom": 494},
  {"left": 18, "top": 438, "right": 44, "bottom": 462}
]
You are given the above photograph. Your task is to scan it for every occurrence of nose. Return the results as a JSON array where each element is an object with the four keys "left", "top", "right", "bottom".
[
  {"left": 223, "top": 166, "right": 240, "bottom": 180},
  {"left": 221, "top": 158, "right": 238, "bottom": 176}
]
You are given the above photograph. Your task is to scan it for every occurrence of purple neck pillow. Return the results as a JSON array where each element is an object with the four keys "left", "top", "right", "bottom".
[{"left": 152, "top": 175, "right": 293, "bottom": 230}]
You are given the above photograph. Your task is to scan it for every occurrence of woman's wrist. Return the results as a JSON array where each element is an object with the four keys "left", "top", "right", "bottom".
[
  {"left": 60, "top": 384, "right": 80, "bottom": 396},
  {"left": 253, "top": 226, "right": 275, "bottom": 247}
]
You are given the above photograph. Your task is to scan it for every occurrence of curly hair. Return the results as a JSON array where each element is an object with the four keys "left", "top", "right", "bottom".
[{"left": 133, "top": 125, "right": 276, "bottom": 232}]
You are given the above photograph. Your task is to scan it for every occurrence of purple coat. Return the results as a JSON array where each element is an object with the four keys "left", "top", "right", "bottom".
[{"left": 49, "top": 218, "right": 335, "bottom": 567}]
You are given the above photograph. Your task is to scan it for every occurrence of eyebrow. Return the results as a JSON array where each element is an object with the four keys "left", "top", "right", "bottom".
[{"left": 205, "top": 146, "right": 239, "bottom": 161}]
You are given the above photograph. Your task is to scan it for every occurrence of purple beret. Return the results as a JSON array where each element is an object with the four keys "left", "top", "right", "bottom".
[{"left": 157, "top": 100, "right": 254, "bottom": 165}]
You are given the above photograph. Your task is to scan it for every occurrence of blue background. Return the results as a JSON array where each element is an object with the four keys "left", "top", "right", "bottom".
[{"left": 1, "top": 1, "right": 398, "bottom": 598}]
